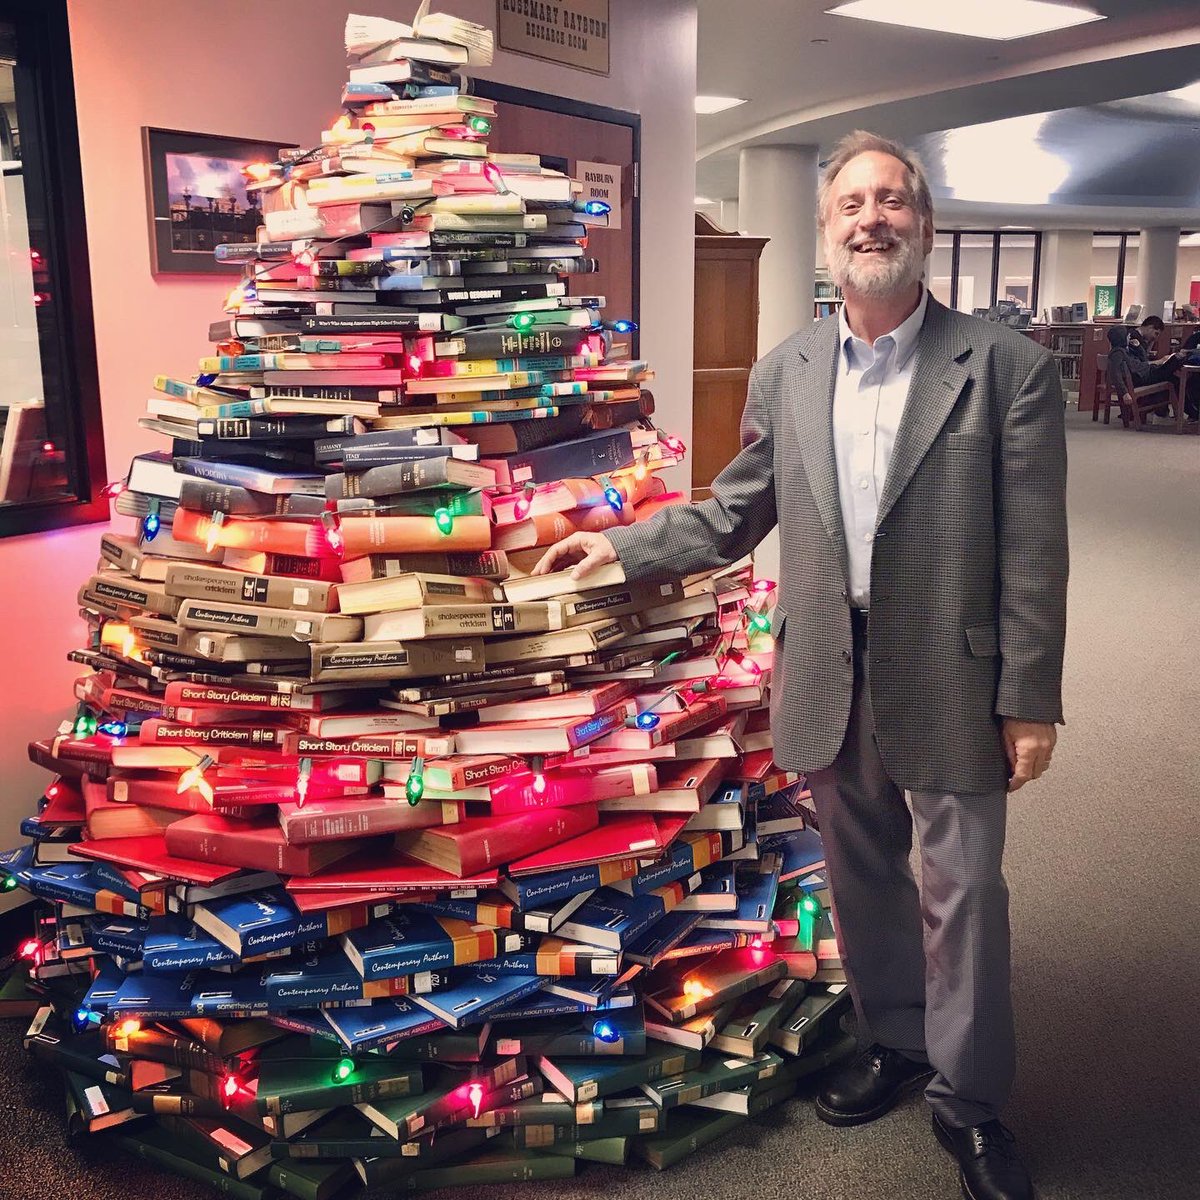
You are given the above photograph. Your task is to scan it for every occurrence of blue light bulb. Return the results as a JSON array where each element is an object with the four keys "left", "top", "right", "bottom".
[
  {"left": 593, "top": 1020, "right": 620, "bottom": 1043},
  {"left": 635, "top": 711, "right": 660, "bottom": 730}
]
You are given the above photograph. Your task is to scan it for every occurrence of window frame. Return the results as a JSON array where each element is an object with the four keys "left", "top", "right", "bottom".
[
  {"left": 0, "top": 0, "right": 108, "bottom": 539},
  {"left": 933, "top": 229, "right": 1043, "bottom": 315}
]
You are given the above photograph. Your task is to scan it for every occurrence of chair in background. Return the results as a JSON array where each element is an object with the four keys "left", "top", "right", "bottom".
[
  {"left": 1105, "top": 353, "right": 1176, "bottom": 431},
  {"left": 1090, "top": 353, "right": 1125, "bottom": 425}
]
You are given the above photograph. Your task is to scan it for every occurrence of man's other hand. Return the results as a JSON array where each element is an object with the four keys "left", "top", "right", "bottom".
[
  {"left": 531, "top": 532, "right": 618, "bottom": 579},
  {"left": 1001, "top": 718, "right": 1056, "bottom": 792}
]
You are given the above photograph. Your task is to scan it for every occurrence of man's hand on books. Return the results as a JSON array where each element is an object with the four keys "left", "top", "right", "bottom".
[{"left": 531, "top": 532, "right": 618, "bottom": 580}]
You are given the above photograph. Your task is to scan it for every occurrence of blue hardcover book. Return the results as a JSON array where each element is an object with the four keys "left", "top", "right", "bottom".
[
  {"left": 411, "top": 969, "right": 543, "bottom": 1029},
  {"left": 88, "top": 917, "right": 149, "bottom": 959},
  {"left": 555, "top": 888, "right": 676, "bottom": 952},
  {"left": 261, "top": 948, "right": 363, "bottom": 1007},
  {"left": 758, "top": 827, "right": 826, "bottom": 882},
  {"left": 192, "top": 887, "right": 309, "bottom": 956},
  {"left": 109, "top": 971, "right": 198, "bottom": 1019},
  {"left": 499, "top": 861, "right": 613, "bottom": 909},
  {"left": 484, "top": 940, "right": 617, "bottom": 979},
  {"left": 624, "top": 909, "right": 707, "bottom": 967},
  {"left": 341, "top": 911, "right": 511, "bottom": 981},
  {"left": 83, "top": 956, "right": 128, "bottom": 1013},
  {"left": 488, "top": 987, "right": 637, "bottom": 1023},
  {"left": 542, "top": 973, "right": 628, "bottom": 1009},
  {"left": 142, "top": 916, "right": 239, "bottom": 973},
  {"left": 323, "top": 998, "right": 448, "bottom": 1054},
  {"left": 17, "top": 861, "right": 102, "bottom": 907},
  {"left": 672, "top": 926, "right": 762, "bottom": 958},
  {"left": 188, "top": 970, "right": 273, "bottom": 1017},
  {"left": 676, "top": 862, "right": 738, "bottom": 913},
  {"left": 86, "top": 860, "right": 147, "bottom": 904},
  {"left": 698, "top": 857, "right": 781, "bottom": 933},
  {"left": 268, "top": 1009, "right": 342, "bottom": 1044}
]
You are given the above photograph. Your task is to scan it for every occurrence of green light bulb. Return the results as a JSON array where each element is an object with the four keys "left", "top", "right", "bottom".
[
  {"left": 468, "top": 116, "right": 492, "bottom": 134},
  {"left": 1, "top": 876, "right": 18, "bottom": 893},
  {"left": 511, "top": 312, "right": 535, "bottom": 331},
  {"left": 333, "top": 1058, "right": 355, "bottom": 1082},
  {"left": 405, "top": 773, "right": 425, "bottom": 806},
  {"left": 800, "top": 894, "right": 820, "bottom": 916},
  {"left": 434, "top": 508, "right": 453, "bottom": 536},
  {"left": 749, "top": 612, "right": 771, "bottom": 633}
]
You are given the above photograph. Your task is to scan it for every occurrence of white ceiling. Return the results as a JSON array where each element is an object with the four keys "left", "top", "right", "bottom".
[{"left": 695, "top": 0, "right": 1200, "bottom": 227}]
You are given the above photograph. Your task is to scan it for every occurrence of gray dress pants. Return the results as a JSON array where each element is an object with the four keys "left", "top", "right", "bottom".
[{"left": 805, "top": 623, "right": 1015, "bottom": 1129}]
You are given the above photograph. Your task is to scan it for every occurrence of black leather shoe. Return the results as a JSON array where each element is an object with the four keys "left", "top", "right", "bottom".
[
  {"left": 814, "top": 1043, "right": 935, "bottom": 1126},
  {"left": 932, "top": 1112, "right": 1034, "bottom": 1200}
]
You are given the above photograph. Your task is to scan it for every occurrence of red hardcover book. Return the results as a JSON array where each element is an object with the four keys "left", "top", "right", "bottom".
[
  {"left": 506, "top": 815, "right": 665, "bottom": 877},
  {"left": 161, "top": 682, "right": 357, "bottom": 713},
  {"left": 280, "top": 730, "right": 456, "bottom": 759},
  {"left": 471, "top": 679, "right": 638, "bottom": 722},
  {"left": 449, "top": 706, "right": 629, "bottom": 756},
  {"left": 420, "top": 755, "right": 523, "bottom": 791},
  {"left": 276, "top": 795, "right": 462, "bottom": 844},
  {"left": 592, "top": 695, "right": 728, "bottom": 751},
  {"left": 393, "top": 805, "right": 598, "bottom": 876},
  {"left": 138, "top": 719, "right": 287, "bottom": 750},
  {"left": 221, "top": 757, "right": 377, "bottom": 788},
  {"left": 285, "top": 850, "right": 499, "bottom": 894},
  {"left": 39, "top": 781, "right": 86, "bottom": 824},
  {"left": 287, "top": 887, "right": 421, "bottom": 914},
  {"left": 29, "top": 736, "right": 114, "bottom": 775},
  {"left": 548, "top": 743, "right": 679, "bottom": 771},
  {"left": 76, "top": 676, "right": 166, "bottom": 719},
  {"left": 67, "top": 835, "right": 246, "bottom": 886},
  {"left": 597, "top": 758, "right": 725, "bottom": 814},
  {"left": 83, "top": 778, "right": 189, "bottom": 840},
  {"left": 164, "top": 814, "right": 370, "bottom": 876},
  {"left": 106, "top": 774, "right": 287, "bottom": 814},
  {"left": 292, "top": 710, "right": 440, "bottom": 738},
  {"left": 484, "top": 763, "right": 657, "bottom": 815}
]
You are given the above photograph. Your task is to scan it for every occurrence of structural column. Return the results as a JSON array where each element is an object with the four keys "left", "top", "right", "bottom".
[
  {"left": 738, "top": 145, "right": 820, "bottom": 354},
  {"left": 1039, "top": 230, "right": 1092, "bottom": 315},
  {"left": 735, "top": 145, "right": 819, "bottom": 586},
  {"left": 1137, "top": 227, "right": 1181, "bottom": 320},
  {"left": 718, "top": 198, "right": 740, "bottom": 233}
]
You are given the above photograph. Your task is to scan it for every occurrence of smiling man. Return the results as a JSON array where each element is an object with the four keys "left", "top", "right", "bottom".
[{"left": 534, "top": 130, "right": 1068, "bottom": 1200}]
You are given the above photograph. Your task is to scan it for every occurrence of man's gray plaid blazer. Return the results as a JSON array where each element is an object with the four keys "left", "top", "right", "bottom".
[{"left": 607, "top": 296, "right": 1069, "bottom": 794}]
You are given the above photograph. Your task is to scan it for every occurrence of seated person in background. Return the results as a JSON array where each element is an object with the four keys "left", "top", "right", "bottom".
[{"left": 1107, "top": 326, "right": 1199, "bottom": 419}]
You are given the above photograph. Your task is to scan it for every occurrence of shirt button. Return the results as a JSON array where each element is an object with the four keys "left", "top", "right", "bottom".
[
  {"left": 863, "top": 531, "right": 872, "bottom": 542},
  {"left": 841, "top": 650, "right": 853, "bottom": 663},
  {"left": 858, "top": 479, "right": 869, "bottom": 490}
]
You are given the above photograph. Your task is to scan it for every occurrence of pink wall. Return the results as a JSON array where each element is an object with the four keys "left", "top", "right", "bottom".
[{"left": 0, "top": 0, "right": 696, "bottom": 879}]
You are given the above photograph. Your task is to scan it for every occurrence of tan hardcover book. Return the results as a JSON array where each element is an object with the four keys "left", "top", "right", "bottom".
[
  {"left": 80, "top": 573, "right": 180, "bottom": 618},
  {"left": 128, "top": 616, "right": 190, "bottom": 651},
  {"left": 98, "top": 534, "right": 172, "bottom": 582},
  {"left": 182, "top": 629, "right": 310, "bottom": 664},
  {"left": 338, "top": 549, "right": 509, "bottom": 583},
  {"left": 542, "top": 582, "right": 684, "bottom": 629},
  {"left": 482, "top": 617, "right": 636, "bottom": 665},
  {"left": 336, "top": 572, "right": 503, "bottom": 616},
  {"left": 362, "top": 602, "right": 556, "bottom": 643},
  {"left": 500, "top": 561, "right": 626, "bottom": 603},
  {"left": 309, "top": 637, "right": 485, "bottom": 682},
  {"left": 176, "top": 598, "right": 362, "bottom": 644},
  {"left": 164, "top": 563, "right": 339, "bottom": 613},
  {"left": 639, "top": 592, "right": 720, "bottom": 629}
]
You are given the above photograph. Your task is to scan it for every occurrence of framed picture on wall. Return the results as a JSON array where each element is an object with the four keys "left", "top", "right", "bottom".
[{"left": 142, "top": 127, "right": 296, "bottom": 274}]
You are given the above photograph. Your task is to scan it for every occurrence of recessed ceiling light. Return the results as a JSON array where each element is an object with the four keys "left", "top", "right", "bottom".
[
  {"left": 825, "top": 0, "right": 1104, "bottom": 40},
  {"left": 695, "top": 95, "right": 746, "bottom": 115},
  {"left": 694, "top": 196, "right": 716, "bottom": 205},
  {"left": 1166, "top": 81, "right": 1200, "bottom": 106}
]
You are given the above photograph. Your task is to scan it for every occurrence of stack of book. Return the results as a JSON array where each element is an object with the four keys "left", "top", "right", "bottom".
[{"left": 0, "top": 9, "right": 856, "bottom": 1194}]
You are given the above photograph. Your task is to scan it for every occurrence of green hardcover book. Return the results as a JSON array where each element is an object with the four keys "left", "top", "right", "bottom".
[
  {"left": 377, "top": 1025, "right": 493, "bottom": 1062},
  {"left": 767, "top": 983, "right": 852, "bottom": 1057},
  {"left": 166, "top": 1112, "right": 275, "bottom": 1180},
  {"left": 23, "top": 1007, "right": 128, "bottom": 1090},
  {"left": 540, "top": 1134, "right": 629, "bottom": 1165},
  {"left": 266, "top": 1155, "right": 357, "bottom": 1200},
  {"left": 357, "top": 1058, "right": 525, "bottom": 1138},
  {"left": 641, "top": 1050, "right": 785, "bottom": 1109},
  {"left": 537, "top": 1045, "right": 702, "bottom": 1102},
  {"left": 710, "top": 978, "right": 807, "bottom": 1057},
  {"left": 633, "top": 1106, "right": 747, "bottom": 1171},
  {"left": 644, "top": 1001, "right": 735, "bottom": 1051},
  {"left": 467, "top": 1093, "right": 603, "bottom": 1129},
  {"left": 490, "top": 1004, "right": 646, "bottom": 1058},
  {"left": 509, "top": 1098, "right": 663, "bottom": 1147},
  {"left": 0, "top": 963, "right": 42, "bottom": 1017},
  {"left": 352, "top": 1126, "right": 502, "bottom": 1189},
  {"left": 63, "top": 1070, "right": 144, "bottom": 1134},
  {"left": 115, "top": 1126, "right": 277, "bottom": 1199},
  {"left": 255, "top": 1050, "right": 424, "bottom": 1115},
  {"left": 643, "top": 947, "right": 788, "bottom": 1023},
  {"left": 362, "top": 1145, "right": 576, "bottom": 1190}
]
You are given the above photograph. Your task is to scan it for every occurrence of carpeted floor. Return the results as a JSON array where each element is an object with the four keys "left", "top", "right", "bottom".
[{"left": 0, "top": 410, "right": 1196, "bottom": 1200}]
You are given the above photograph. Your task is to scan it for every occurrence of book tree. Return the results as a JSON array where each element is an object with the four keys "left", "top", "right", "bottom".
[{"left": 1, "top": 8, "right": 849, "bottom": 1192}]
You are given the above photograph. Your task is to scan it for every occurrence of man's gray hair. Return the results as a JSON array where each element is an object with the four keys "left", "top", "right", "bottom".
[{"left": 817, "top": 130, "right": 934, "bottom": 229}]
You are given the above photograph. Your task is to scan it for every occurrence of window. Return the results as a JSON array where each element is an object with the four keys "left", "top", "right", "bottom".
[
  {"left": 0, "top": 0, "right": 106, "bottom": 537},
  {"left": 930, "top": 230, "right": 1042, "bottom": 316}
]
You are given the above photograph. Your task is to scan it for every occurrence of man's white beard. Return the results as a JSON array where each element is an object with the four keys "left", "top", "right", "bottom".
[{"left": 826, "top": 228, "right": 925, "bottom": 300}]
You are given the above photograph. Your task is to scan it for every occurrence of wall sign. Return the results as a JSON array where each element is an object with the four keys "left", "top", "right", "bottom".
[
  {"left": 576, "top": 160, "right": 622, "bottom": 229},
  {"left": 497, "top": 0, "right": 611, "bottom": 75}
]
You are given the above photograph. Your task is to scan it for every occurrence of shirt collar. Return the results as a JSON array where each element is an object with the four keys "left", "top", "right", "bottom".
[{"left": 839, "top": 285, "right": 929, "bottom": 373}]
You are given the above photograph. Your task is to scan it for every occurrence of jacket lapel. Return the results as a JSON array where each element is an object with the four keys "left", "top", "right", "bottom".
[
  {"left": 791, "top": 317, "right": 849, "bottom": 586},
  {"left": 875, "top": 297, "right": 973, "bottom": 528}
]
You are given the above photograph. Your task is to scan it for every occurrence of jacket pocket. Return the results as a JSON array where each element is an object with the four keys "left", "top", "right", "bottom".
[
  {"left": 770, "top": 605, "right": 787, "bottom": 640},
  {"left": 946, "top": 431, "right": 993, "bottom": 453},
  {"left": 965, "top": 623, "right": 999, "bottom": 657}
]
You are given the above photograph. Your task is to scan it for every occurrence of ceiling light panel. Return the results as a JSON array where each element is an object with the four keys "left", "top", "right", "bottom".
[
  {"left": 695, "top": 95, "right": 747, "bottom": 115},
  {"left": 825, "top": 0, "right": 1104, "bottom": 41}
]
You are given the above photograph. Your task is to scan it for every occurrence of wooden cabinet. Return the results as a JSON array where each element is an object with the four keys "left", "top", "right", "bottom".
[{"left": 692, "top": 213, "right": 768, "bottom": 500}]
